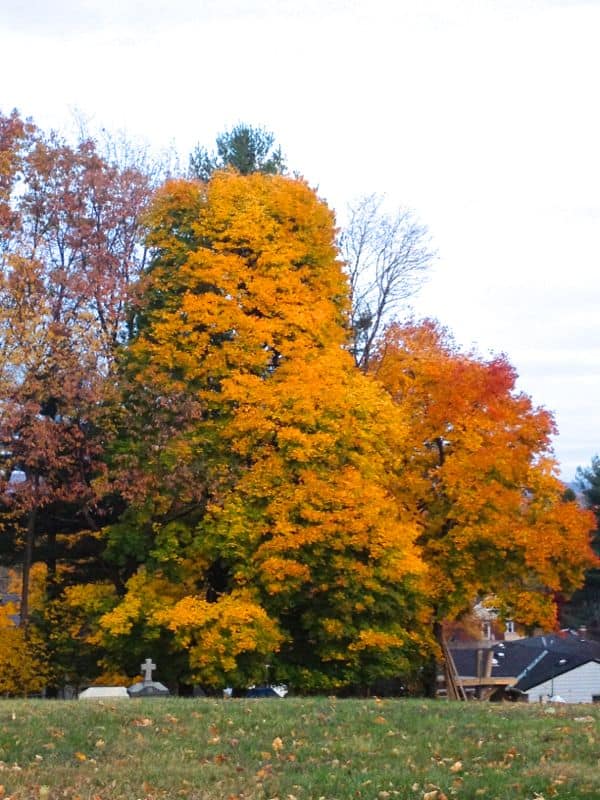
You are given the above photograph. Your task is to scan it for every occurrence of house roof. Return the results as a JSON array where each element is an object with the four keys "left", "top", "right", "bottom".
[{"left": 452, "top": 630, "right": 600, "bottom": 692}]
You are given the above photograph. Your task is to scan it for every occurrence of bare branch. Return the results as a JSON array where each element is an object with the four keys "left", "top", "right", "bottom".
[{"left": 339, "top": 194, "right": 436, "bottom": 371}]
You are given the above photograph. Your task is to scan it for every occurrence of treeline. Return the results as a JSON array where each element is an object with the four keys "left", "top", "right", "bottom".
[{"left": 0, "top": 111, "right": 596, "bottom": 695}]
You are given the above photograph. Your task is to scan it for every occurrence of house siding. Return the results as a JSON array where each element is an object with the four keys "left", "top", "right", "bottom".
[{"left": 525, "top": 661, "right": 600, "bottom": 703}]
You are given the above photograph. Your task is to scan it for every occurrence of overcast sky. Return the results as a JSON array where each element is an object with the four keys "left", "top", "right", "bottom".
[{"left": 2, "top": 0, "right": 599, "bottom": 480}]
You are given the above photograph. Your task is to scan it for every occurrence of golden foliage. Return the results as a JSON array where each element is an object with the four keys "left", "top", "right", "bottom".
[
  {"left": 113, "top": 172, "right": 428, "bottom": 685},
  {"left": 156, "top": 590, "right": 283, "bottom": 687},
  {"left": 0, "top": 604, "right": 48, "bottom": 695}
]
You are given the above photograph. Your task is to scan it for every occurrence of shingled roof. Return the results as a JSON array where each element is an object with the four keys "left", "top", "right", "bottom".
[{"left": 452, "top": 630, "right": 600, "bottom": 693}]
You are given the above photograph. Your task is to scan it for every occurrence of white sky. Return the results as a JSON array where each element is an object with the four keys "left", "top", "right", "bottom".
[{"left": 2, "top": 0, "right": 599, "bottom": 480}]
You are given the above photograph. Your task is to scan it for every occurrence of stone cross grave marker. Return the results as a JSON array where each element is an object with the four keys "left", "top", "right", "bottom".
[
  {"left": 128, "top": 657, "right": 170, "bottom": 697},
  {"left": 141, "top": 658, "right": 156, "bottom": 683}
]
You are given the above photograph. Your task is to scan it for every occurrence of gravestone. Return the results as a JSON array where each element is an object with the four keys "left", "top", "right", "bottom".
[
  {"left": 79, "top": 686, "right": 130, "bottom": 700},
  {"left": 128, "top": 658, "right": 170, "bottom": 697}
]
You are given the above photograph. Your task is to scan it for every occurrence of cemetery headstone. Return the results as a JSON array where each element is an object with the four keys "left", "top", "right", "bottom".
[
  {"left": 78, "top": 686, "right": 130, "bottom": 700},
  {"left": 128, "top": 657, "right": 170, "bottom": 697}
]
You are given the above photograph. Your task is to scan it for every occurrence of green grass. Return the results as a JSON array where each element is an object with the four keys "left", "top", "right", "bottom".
[{"left": 0, "top": 697, "right": 597, "bottom": 799}]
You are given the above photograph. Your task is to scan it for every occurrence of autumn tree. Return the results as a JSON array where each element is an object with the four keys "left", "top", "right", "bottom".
[
  {"left": 340, "top": 194, "right": 435, "bottom": 371},
  {"left": 189, "top": 123, "right": 285, "bottom": 181},
  {"left": 560, "top": 456, "right": 600, "bottom": 636},
  {"left": 0, "top": 110, "right": 154, "bottom": 626},
  {"left": 371, "top": 320, "right": 596, "bottom": 692},
  {"left": 101, "top": 172, "right": 427, "bottom": 690}
]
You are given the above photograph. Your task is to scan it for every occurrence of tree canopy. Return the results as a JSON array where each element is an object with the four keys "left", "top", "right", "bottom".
[
  {"left": 0, "top": 110, "right": 153, "bottom": 629},
  {"left": 372, "top": 321, "right": 596, "bottom": 640},
  {"left": 0, "top": 110, "right": 595, "bottom": 695}
]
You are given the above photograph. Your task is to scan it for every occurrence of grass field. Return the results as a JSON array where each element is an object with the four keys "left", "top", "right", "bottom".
[{"left": 0, "top": 697, "right": 597, "bottom": 799}]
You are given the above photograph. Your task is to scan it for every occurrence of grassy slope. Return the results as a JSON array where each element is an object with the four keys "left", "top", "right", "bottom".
[{"left": 0, "top": 697, "right": 597, "bottom": 799}]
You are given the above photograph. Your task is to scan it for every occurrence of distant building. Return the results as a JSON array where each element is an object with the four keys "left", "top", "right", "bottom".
[{"left": 451, "top": 630, "right": 600, "bottom": 703}]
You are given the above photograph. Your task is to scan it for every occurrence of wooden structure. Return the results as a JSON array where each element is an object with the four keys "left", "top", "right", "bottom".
[{"left": 441, "top": 638, "right": 467, "bottom": 700}]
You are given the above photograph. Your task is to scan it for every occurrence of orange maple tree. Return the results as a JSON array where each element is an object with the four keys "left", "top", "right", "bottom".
[{"left": 372, "top": 320, "right": 596, "bottom": 678}]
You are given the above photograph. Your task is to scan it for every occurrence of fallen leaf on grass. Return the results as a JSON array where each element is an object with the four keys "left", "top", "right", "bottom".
[
  {"left": 74, "top": 752, "right": 87, "bottom": 761},
  {"left": 272, "top": 737, "right": 284, "bottom": 752},
  {"left": 256, "top": 766, "right": 273, "bottom": 780},
  {"left": 449, "top": 761, "right": 462, "bottom": 773},
  {"left": 132, "top": 718, "right": 153, "bottom": 727}
]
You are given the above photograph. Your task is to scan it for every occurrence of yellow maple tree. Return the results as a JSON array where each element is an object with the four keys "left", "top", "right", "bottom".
[{"left": 104, "top": 172, "right": 427, "bottom": 689}]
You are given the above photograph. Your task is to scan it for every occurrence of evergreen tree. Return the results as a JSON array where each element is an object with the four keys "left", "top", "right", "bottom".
[{"left": 189, "top": 123, "right": 285, "bottom": 181}]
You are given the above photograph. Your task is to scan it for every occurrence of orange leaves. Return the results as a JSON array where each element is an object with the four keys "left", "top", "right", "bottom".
[
  {"left": 140, "top": 173, "right": 348, "bottom": 383},
  {"left": 116, "top": 172, "right": 429, "bottom": 688},
  {"left": 373, "top": 320, "right": 597, "bottom": 630}
]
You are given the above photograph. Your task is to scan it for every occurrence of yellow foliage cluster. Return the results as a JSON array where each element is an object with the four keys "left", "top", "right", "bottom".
[
  {"left": 156, "top": 591, "right": 282, "bottom": 687},
  {"left": 99, "top": 569, "right": 184, "bottom": 640},
  {"left": 0, "top": 604, "right": 48, "bottom": 695}
]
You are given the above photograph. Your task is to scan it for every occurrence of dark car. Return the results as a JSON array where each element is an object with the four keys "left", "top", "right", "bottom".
[{"left": 246, "top": 685, "right": 287, "bottom": 698}]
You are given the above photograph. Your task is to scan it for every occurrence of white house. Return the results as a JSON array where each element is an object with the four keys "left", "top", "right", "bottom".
[
  {"left": 523, "top": 659, "right": 600, "bottom": 703},
  {"left": 451, "top": 631, "right": 600, "bottom": 703}
]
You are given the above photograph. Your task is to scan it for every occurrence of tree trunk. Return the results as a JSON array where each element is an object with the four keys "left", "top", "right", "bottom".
[
  {"left": 20, "top": 506, "right": 36, "bottom": 628},
  {"left": 422, "top": 620, "right": 443, "bottom": 697}
]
